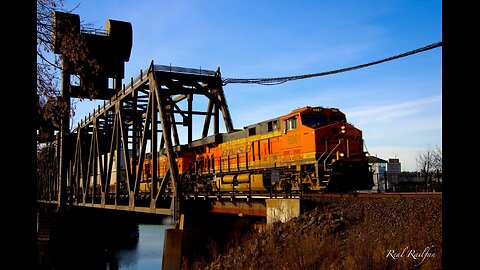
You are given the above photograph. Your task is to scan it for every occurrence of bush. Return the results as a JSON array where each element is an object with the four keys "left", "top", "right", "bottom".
[{"left": 187, "top": 197, "right": 442, "bottom": 270}]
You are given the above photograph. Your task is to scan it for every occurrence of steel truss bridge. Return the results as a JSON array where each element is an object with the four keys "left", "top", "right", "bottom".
[
  {"left": 38, "top": 61, "right": 254, "bottom": 221},
  {"left": 37, "top": 12, "right": 442, "bottom": 226}
]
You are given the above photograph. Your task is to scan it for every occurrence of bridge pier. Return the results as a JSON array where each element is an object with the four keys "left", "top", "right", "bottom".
[
  {"left": 162, "top": 215, "right": 200, "bottom": 270},
  {"left": 162, "top": 228, "right": 184, "bottom": 270},
  {"left": 37, "top": 204, "right": 140, "bottom": 269},
  {"left": 266, "top": 198, "right": 301, "bottom": 224},
  {"left": 161, "top": 198, "right": 302, "bottom": 269},
  {"left": 161, "top": 199, "right": 210, "bottom": 270}
]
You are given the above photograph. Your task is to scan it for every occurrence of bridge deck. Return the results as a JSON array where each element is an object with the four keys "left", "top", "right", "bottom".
[{"left": 38, "top": 192, "right": 440, "bottom": 218}]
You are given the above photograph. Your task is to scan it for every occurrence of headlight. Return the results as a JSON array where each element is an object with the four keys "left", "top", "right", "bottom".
[
  {"left": 340, "top": 153, "right": 344, "bottom": 157},
  {"left": 341, "top": 129, "right": 345, "bottom": 134}
]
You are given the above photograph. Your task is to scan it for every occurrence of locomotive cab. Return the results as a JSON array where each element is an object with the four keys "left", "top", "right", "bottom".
[
  {"left": 300, "top": 107, "right": 346, "bottom": 129},
  {"left": 280, "top": 106, "right": 373, "bottom": 192}
]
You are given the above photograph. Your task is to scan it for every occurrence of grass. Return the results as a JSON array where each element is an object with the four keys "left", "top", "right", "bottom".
[{"left": 184, "top": 196, "right": 442, "bottom": 270}]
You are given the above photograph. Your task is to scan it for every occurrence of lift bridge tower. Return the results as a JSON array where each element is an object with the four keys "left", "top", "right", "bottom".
[{"left": 49, "top": 11, "right": 234, "bottom": 223}]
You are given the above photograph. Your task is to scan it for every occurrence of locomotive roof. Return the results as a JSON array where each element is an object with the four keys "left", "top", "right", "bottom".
[
  {"left": 290, "top": 106, "right": 342, "bottom": 114},
  {"left": 188, "top": 105, "right": 344, "bottom": 150},
  {"left": 189, "top": 116, "right": 281, "bottom": 149}
]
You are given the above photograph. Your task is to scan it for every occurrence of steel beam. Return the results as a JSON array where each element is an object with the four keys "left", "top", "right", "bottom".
[
  {"left": 58, "top": 60, "right": 70, "bottom": 209},
  {"left": 41, "top": 63, "right": 236, "bottom": 222}
]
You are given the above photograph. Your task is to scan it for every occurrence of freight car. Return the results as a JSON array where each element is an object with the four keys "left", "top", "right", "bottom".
[{"left": 136, "top": 106, "right": 374, "bottom": 195}]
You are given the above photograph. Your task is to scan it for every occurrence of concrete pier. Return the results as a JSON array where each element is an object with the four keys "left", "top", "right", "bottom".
[
  {"left": 162, "top": 228, "right": 184, "bottom": 270},
  {"left": 266, "top": 198, "right": 301, "bottom": 224}
]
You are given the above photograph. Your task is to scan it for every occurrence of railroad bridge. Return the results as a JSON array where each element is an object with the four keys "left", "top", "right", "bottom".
[
  {"left": 37, "top": 11, "right": 296, "bottom": 269},
  {"left": 38, "top": 62, "right": 253, "bottom": 217},
  {"left": 36, "top": 11, "right": 441, "bottom": 269},
  {"left": 38, "top": 12, "right": 306, "bottom": 222},
  {"left": 37, "top": 59, "right": 296, "bottom": 238}
]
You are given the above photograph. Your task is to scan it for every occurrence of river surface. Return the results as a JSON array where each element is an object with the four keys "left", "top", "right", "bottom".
[
  {"left": 42, "top": 223, "right": 173, "bottom": 270},
  {"left": 108, "top": 224, "right": 172, "bottom": 270}
]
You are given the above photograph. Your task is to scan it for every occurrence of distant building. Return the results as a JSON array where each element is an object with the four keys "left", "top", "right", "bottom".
[
  {"left": 387, "top": 158, "right": 401, "bottom": 174},
  {"left": 386, "top": 158, "right": 401, "bottom": 191},
  {"left": 395, "top": 171, "right": 442, "bottom": 192},
  {"left": 368, "top": 156, "right": 388, "bottom": 193}
]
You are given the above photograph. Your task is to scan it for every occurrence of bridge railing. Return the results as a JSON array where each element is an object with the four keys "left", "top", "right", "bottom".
[{"left": 154, "top": 65, "right": 217, "bottom": 76}]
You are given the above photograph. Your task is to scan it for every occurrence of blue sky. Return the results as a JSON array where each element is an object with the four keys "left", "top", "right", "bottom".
[{"left": 63, "top": 0, "right": 442, "bottom": 172}]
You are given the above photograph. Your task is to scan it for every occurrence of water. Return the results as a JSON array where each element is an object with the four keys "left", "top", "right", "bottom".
[
  {"left": 110, "top": 224, "right": 172, "bottom": 270},
  {"left": 40, "top": 223, "right": 173, "bottom": 270}
]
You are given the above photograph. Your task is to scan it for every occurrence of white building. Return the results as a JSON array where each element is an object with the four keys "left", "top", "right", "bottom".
[
  {"left": 368, "top": 156, "right": 388, "bottom": 192},
  {"left": 387, "top": 158, "right": 401, "bottom": 174},
  {"left": 386, "top": 158, "right": 401, "bottom": 191}
]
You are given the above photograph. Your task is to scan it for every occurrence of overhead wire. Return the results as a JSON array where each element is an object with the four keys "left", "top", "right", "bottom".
[{"left": 222, "top": 41, "right": 442, "bottom": 86}]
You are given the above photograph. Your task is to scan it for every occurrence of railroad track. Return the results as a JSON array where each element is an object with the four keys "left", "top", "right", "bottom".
[
  {"left": 300, "top": 192, "right": 442, "bottom": 198},
  {"left": 181, "top": 191, "right": 442, "bottom": 200}
]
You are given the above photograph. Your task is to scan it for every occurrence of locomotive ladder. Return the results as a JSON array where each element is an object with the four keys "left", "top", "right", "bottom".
[{"left": 319, "top": 139, "right": 343, "bottom": 189}]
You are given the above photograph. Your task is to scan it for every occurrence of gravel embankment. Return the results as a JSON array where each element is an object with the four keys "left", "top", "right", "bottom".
[{"left": 198, "top": 196, "right": 442, "bottom": 270}]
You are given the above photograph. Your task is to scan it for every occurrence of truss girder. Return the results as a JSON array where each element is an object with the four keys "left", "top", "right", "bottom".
[{"left": 56, "top": 63, "right": 234, "bottom": 221}]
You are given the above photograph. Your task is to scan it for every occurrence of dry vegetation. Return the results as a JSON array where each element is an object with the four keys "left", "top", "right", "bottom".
[{"left": 186, "top": 196, "right": 442, "bottom": 270}]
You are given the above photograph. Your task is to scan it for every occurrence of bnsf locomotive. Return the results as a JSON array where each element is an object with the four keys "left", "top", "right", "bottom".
[{"left": 134, "top": 106, "right": 374, "bottom": 194}]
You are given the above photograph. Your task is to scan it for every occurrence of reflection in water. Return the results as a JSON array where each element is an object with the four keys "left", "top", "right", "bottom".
[
  {"left": 110, "top": 224, "right": 172, "bottom": 270},
  {"left": 41, "top": 223, "right": 172, "bottom": 270}
]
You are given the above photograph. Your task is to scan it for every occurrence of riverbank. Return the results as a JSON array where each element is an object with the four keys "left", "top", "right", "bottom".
[{"left": 188, "top": 196, "right": 442, "bottom": 269}]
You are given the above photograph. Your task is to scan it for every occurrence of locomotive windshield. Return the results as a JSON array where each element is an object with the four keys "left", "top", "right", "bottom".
[
  {"left": 330, "top": 113, "right": 346, "bottom": 123},
  {"left": 301, "top": 112, "right": 346, "bottom": 128},
  {"left": 301, "top": 114, "right": 327, "bottom": 128}
]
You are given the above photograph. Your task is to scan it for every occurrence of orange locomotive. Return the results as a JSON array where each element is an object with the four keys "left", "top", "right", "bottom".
[{"left": 139, "top": 106, "right": 374, "bottom": 194}]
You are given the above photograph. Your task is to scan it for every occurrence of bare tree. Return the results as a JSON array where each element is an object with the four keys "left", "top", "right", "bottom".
[
  {"left": 416, "top": 145, "right": 442, "bottom": 191},
  {"left": 37, "top": 142, "right": 58, "bottom": 200},
  {"left": 37, "top": 0, "right": 103, "bottom": 203},
  {"left": 37, "top": 0, "right": 100, "bottom": 141}
]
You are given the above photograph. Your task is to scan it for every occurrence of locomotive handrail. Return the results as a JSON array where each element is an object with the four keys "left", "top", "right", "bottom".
[
  {"left": 314, "top": 141, "right": 329, "bottom": 186},
  {"left": 323, "top": 139, "right": 343, "bottom": 169},
  {"left": 316, "top": 141, "right": 329, "bottom": 164}
]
